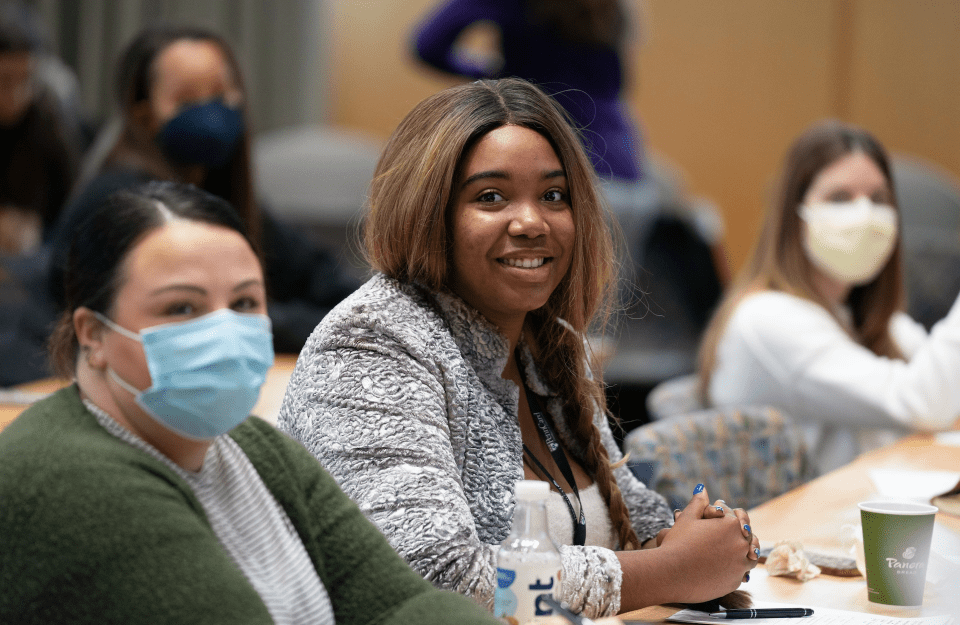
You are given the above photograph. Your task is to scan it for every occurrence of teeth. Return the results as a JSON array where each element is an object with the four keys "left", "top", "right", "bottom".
[{"left": 501, "top": 257, "right": 546, "bottom": 268}]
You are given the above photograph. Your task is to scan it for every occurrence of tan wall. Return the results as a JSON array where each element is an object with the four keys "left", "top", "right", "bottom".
[{"left": 329, "top": 0, "right": 960, "bottom": 273}]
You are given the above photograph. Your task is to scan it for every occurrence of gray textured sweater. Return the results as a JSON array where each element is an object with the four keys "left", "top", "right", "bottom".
[{"left": 278, "top": 274, "right": 673, "bottom": 618}]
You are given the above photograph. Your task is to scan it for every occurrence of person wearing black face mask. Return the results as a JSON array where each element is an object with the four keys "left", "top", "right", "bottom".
[
  {"left": 156, "top": 98, "right": 245, "bottom": 169},
  {"left": 46, "top": 24, "right": 359, "bottom": 354}
]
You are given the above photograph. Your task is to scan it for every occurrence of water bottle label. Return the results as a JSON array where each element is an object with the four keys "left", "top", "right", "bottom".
[{"left": 493, "top": 562, "right": 559, "bottom": 624}]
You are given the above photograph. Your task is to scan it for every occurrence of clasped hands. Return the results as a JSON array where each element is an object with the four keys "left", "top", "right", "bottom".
[{"left": 647, "top": 483, "right": 760, "bottom": 597}]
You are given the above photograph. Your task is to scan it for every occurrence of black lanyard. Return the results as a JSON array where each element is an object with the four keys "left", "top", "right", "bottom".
[{"left": 518, "top": 365, "right": 587, "bottom": 546}]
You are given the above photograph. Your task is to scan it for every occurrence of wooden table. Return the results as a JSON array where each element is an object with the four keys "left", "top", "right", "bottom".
[
  {"left": 622, "top": 433, "right": 960, "bottom": 621},
  {"left": 0, "top": 354, "right": 299, "bottom": 433},
  {"left": 0, "top": 376, "right": 69, "bottom": 431}
]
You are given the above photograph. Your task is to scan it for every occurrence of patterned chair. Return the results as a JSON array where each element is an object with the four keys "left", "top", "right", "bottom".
[
  {"left": 645, "top": 373, "right": 704, "bottom": 421},
  {"left": 623, "top": 405, "right": 815, "bottom": 511}
]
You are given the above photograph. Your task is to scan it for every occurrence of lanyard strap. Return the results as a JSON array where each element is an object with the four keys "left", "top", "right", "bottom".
[{"left": 519, "top": 369, "right": 587, "bottom": 546}]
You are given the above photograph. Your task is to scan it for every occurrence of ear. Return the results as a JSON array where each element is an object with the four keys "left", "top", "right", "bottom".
[{"left": 74, "top": 307, "right": 107, "bottom": 369}]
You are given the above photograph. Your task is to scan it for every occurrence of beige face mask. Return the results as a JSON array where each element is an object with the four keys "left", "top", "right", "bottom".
[{"left": 799, "top": 197, "right": 898, "bottom": 286}]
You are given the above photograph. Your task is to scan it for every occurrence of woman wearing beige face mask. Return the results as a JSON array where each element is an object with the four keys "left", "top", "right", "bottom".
[{"left": 698, "top": 120, "right": 960, "bottom": 475}]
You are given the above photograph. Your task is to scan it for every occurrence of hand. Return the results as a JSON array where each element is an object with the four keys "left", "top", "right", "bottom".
[
  {"left": 673, "top": 496, "right": 761, "bottom": 576},
  {"left": 657, "top": 484, "right": 759, "bottom": 602},
  {"left": 705, "top": 498, "right": 761, "bottom": 580}
]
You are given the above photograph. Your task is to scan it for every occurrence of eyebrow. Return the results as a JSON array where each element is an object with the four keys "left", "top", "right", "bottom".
[
  {"left": 150, "top": 284, "right": 206, "bottom": 296},
  {"left": 232, "top": 279, "right": 264, "bottom": 292},
  {"left": 459, "top": 168, "right": 566, "bottom": 190},
  {"left": 148, "top": 279, "right": 264, "bottom": 297}
]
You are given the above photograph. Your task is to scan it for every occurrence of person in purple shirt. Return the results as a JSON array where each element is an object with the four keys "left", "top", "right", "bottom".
[{"left": 413, "top": 0, "right": 645, "bottom": 185}]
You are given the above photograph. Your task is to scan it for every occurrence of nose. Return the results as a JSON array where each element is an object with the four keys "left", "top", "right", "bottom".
[{"left": 507, "top": 199, "right": 549, "bottom": 238}]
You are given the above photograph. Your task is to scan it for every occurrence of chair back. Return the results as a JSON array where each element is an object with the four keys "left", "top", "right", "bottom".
[
  {"left": 623, "top": 405, "right": 815, "bottom": 511},
  {"left": 645, "top": 373, "right": 704, "bottom": 421},
  {"left": 893, "top": 154, "right": 960, "bottom": 330}
]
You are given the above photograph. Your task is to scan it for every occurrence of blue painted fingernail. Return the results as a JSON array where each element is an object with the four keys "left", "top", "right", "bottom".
[
  {"left": 715, "top": 506, "right": 724, "bottom": 512},
  {"left": 745, "top": 573, "right": 750, "bottom": 583},
  {"left": 744, "top": 524, "right": 751, "bottom": 533},
  {"left": 754, "top": 547, "right": 760, "bottom": 556},
  {"left": 693, "top": 483, "right": 704, "bottom": 495}
]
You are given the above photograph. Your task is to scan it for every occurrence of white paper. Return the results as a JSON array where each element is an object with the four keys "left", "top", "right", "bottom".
[
  {"left": 867, "top": 469, "right": 960, "bottom": 502},
  {"left": 666, "top": 601, "right": 954, "bottom": 625},
  {"left": 926, "top": 524, "right": 960, "bottom": 587},
  {"left": 933, "top": 431, "right": 960, "bottom": 448}
]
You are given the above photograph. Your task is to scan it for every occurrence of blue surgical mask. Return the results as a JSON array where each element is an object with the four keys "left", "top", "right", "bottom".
[
  {"left": 94, "top": 309, "right": 274, "bottom": 440},
  {"left": 157, "top": 99, "right": 244, "bottom": 168}
]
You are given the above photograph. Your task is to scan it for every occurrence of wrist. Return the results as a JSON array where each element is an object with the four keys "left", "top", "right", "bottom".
[{"left": 616, "top": 545, "right": 683, "bottom": 610}]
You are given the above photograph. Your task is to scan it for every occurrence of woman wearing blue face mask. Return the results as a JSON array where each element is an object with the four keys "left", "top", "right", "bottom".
[
  {"left": 46, "top": 24, "right": 358, "bottom": 353},
  {"left": 0, "top": 181, "right": 501, "bottom": 625},
  {"left": 698, "top": 120, "right": 960, "bottom": 475}
]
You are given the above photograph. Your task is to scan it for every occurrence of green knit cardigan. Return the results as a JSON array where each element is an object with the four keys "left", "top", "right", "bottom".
[{"left": 0, "top": 386, "right": 498, "bottom": 625}]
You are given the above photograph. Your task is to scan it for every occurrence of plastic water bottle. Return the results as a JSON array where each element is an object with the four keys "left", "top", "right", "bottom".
[{"left": 494, "top": 480, "right": 563, "bottom": 624}]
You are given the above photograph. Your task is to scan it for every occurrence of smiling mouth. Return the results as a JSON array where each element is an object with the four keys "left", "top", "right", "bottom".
[{"left": 498, "top": 257, "right": 549, "bottom": 268}]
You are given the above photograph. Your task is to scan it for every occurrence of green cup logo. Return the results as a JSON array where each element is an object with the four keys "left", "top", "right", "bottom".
[{"left": 859, "top": 501, "right": 937, "bottom": 607}]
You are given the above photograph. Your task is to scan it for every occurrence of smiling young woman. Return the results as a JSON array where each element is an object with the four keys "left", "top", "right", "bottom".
[{"left": 279, "top": 78, "right": 759, "bottom": 618}]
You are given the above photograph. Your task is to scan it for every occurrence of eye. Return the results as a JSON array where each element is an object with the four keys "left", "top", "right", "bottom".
[
  {"left": 164, "top": 301, "right": 196, "bottom": 316},
  {"left": 826, "top": 190, "right": 853, "bottom": 202},
  {"left": 543, "top": 189, "right": 567, "bottom": 203},
  {"left": 477, "top": 190, "right": 504, "bottom": 203},
  {"left": 231, "top": 296, "right": 261, "bottom": 313}
]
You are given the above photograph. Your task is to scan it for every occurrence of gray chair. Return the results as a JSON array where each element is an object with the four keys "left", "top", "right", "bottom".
[
  {"left": 893, "top": 154, "right": 960, "bottom": 330},
  {"left": 253, "top": 125, "right": 383, "bottom": 280}
]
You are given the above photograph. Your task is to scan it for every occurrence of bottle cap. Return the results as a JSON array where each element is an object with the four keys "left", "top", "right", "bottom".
[{"left": 515, "top": 480, "right": 550, "bottom": 501}]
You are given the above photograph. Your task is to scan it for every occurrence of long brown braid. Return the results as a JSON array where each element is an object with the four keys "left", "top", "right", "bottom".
[{"left": 529, "top": 313, "right": 640, "bottom": 551}]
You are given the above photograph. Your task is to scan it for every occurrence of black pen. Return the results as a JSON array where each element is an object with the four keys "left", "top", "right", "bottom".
[{"left": 708, "top": 608, "right": 814, "bottom": 619}]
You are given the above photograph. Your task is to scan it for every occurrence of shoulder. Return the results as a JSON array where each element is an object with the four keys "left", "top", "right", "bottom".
[
  {"left": 0, "top": 387, "right": 194, "bottom": 545},
  {"left": 75, "top": 167, "right": 153, "bottom": 206},
  {"left": 58, "top": 167, "right": 154, "bottom": 232},
  {"left": 730, "top": 290, "right": 830, "bottom": 322},
  {"left": 0, "top": 386, "right": 179, "bottom": 488},
  {"left": 726, "top": 290, "right": 840, "bottom": 338},
  {"left": 305, "top": 274, "right": 451, "bottom": 355},
  {"left": 716, "top": 290, "right": 855, "bottom": 374},
  {"left": 1, "top": 386, "right": 120, "bottom": 473}
]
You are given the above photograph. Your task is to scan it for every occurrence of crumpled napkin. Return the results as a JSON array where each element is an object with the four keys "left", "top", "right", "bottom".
[{"left": 765, "top": 540, "right": 821, "bottom": 581}]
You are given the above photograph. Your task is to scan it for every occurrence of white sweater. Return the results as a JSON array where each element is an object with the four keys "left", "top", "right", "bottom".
[{"left": 709, "top": 290, "right": 960, "bottom": 474}]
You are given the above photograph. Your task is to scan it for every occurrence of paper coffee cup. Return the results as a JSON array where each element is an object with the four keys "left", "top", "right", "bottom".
[{"left": 858, "top": 501, "right": 937, "bottom": 607}]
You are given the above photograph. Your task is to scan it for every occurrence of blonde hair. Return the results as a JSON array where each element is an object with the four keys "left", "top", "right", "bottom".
[
  {"left": 698, "top": 120, "right": 905, "bottom": 400},
  {"left": 364, "top": 78, "right": 640, "bottom": 549}
]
